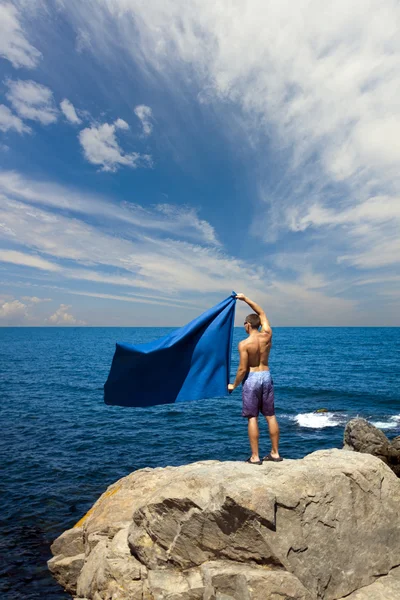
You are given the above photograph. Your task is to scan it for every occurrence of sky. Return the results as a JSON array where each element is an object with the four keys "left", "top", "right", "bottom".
[{"left": 0, "top": 0, "right": 399, "bottom": 326}]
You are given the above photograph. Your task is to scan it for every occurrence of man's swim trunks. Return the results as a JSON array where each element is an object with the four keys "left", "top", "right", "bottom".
[{"left": 242, "top": 371, "right": 274, "bottom": 417}]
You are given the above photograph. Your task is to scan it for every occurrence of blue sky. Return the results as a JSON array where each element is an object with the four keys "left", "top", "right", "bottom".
[{"left": 0, "top": 0, "right": 399, "bottom": 326}]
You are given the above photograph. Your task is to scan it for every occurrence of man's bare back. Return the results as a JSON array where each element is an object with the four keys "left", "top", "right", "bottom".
[{"left": 240, "top": 331, "right": 271, "bottom": 372}]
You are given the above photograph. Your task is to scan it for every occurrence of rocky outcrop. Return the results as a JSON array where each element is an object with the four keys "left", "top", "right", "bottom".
[
  {"left": 48, "top": 449, "right": 400, "bottom": 600},
  {"left": 344, "top": 418, "right": 400, "bottom": 476}
]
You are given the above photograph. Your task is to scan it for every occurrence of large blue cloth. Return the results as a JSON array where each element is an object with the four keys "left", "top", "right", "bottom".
[{"left": 104, "top": 293, "right": 237, "bottom": 407}]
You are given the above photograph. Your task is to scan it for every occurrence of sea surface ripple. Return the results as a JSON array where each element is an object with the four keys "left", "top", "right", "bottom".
[{"left": 0, "top": 326, "right": 399, "bottom": 599}]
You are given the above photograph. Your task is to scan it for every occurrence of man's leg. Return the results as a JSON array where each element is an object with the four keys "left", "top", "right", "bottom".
[
  {"left": 247, "top": 417, "right": 260, "bottom": 462},
  {"left": 265, "top": 415, "right": 280, "bottom": 458}
]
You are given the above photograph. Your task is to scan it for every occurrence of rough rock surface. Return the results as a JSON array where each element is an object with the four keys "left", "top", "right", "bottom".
[
  {"left": 343, "top": 565, "right": 400, "bottom": 599},
  {"left": 344, "top": 418, "right": 400, "bottom": 476},
  {"left": 48, "top": 449, "right": 400, "bottom": 600}
]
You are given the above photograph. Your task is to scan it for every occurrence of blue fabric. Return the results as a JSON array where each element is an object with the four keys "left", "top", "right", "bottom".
[{"left": 104, "top": 293, "right": 237, "bottom": 407}]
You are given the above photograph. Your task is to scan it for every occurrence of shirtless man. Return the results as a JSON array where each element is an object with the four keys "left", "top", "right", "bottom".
[{"left": 228, "top": 294, "right": 282, "bottom": 464}]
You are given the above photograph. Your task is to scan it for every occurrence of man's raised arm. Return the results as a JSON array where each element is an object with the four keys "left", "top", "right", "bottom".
[{"left": 236, "top": 293, "right": 272, "bottom": 336}]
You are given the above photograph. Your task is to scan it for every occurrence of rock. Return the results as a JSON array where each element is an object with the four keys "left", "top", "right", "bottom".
[
  {"left": 48, "top": 553, "right": 85, "bottom": 595},
  {"left": 49, "top": 450, "right": 400, "bottom": 600},
  {"left": 343, "top": 565, "right": 400, "bottom": 599},
  {"left": 51, "top": 527, "right": 84, "bottom": 558},
  {"left": 344, "top": 418, "right": 400, "bottom": 476},
  {"left": 201, "top": 560, "right": 312, "bottom": 600}
]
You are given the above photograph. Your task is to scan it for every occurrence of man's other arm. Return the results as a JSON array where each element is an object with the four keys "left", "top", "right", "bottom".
[
  {"left": 228, "top": 341, "right": 248, "bottom": 392},
  {"left": 236, "top": 293, "right": 272, "bottom": 336}
]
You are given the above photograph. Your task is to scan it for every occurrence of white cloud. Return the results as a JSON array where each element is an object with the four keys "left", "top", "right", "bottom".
[
  {"left": 0, "top": 171, "right": 358, "bottom": 324},
  {"left": 6, "top": 79, "right": 58, "bottom": 125},
  {"left": 0, "top": 249, "right": 60, "bottom": 271},
  {"left": 0, "top": 171, "right": 220, "bottom": 245},
  {"left": 0, "top": 298, "right": 27, "bottom": 320},
  {"left": 134, "top": 104, "right": 153, "bottom": 135},
  {"left": 78, "top": 119, "right": 152, "bottom": 171},
  {"left": 76, "top": 28, "right": 92, "bottom": 54},
  {"left": 48, "top": 304, "right": 86, "bottom": 326},
  {"left": 0, "top": 104, "right": 31, "bottom": 134},
  {"left": 288, "top": 195, "right": 400, "bottom": 269},
  {"left": 57, "top": 0, "right": 400, "bottom": 279},
  {"left": 114, "top": 118, "right": 129, "bottom": 130},
  {"left": 0, "top": 3, "right": 41, "bottom": 69},
  {"left": 22, "top": 296, "right": 52, "bottom": 303},
  {"left": 60, "top": 99, "right": 81, "bottom": 124},
  {"left": 66, "top": 289, "right": 203, "bottom": 310}
]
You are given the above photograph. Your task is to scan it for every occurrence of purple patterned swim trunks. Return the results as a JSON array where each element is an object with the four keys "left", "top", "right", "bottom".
[{"left": 242, "top": 371, "right": 274, "bottom": 418}]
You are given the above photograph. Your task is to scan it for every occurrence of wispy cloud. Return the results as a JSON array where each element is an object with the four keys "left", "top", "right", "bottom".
[
  {"left": 75, "top": 28, "right": 92, "bottom": 54},
  {"left": 57, "top": 0, "right": 400, "bottom": 280},
  {"left": 0, "top": 171, "right": 220, "bottom": 245},
  {"left": 0, "top": 104, "right": 31, "bottom": 134},
  {"left": 0, "top": 249, "right": 60, "bottom": 271},
  {"left": 6, "top": 79, "right": 58, "bottom": 125},
  {"left": 134, "top": 104, "right": 153, "bottom": 136},
  {"left": 21, "top": 296, "right": 52, "bottom": 303},
  {"left": 0, "top": 3, "right": 41, "bottom": 69},
  {"left": 78, "top": 118, "right": 152, "bottom": 171},
  {"left": 60, "top": 98, "right": 81, "bottom": 124},
  {"left": 0, "top": 171, "right": 359, "bottom": 324},
  {"left": 1, "top": 2, "right": 398, "bottom": 324},
  {"left": 289, "top": 195, "right": 400, "bottom": 269}
]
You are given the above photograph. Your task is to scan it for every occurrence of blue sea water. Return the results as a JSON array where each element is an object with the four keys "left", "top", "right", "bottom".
[{"left": 0, "top": 326, "right": 399, "bottom": 599}]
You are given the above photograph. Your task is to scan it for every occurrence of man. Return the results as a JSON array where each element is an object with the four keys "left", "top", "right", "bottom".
[{"left": 228, "top": 293, "right": 282, "bottom": 464}]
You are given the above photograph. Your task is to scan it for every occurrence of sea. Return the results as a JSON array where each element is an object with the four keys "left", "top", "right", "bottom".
[{"left": 1, "top": 326, "right": 399, "bottom": 599}]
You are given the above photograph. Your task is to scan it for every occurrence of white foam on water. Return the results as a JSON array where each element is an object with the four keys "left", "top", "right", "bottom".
[
  {"left": 390, "top": 415, "right": 400, "bottom": 422},
  {"left": 370, "top": 420, "right": 399, "bottom": 430},
  {"left": 294, "top": 412, "right": 340, "bottom": 429}
]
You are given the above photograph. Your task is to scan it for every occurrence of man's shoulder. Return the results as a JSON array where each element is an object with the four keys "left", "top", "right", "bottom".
[{"left": 260, "top": 329, "right": 272, "bottom": 338}]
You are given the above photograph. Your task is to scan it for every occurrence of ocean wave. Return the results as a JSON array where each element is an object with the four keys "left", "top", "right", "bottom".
[
  {"left": 370, "top": 421, "right": 398, "bottom": 430},
  {"left": 294, "top": 412, "right": 345, "bottom": 429},
  {"left": 370, "top": 415, "right": 400, "bottom": 430}
]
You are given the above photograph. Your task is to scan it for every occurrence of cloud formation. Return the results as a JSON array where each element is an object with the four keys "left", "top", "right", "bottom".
[
  {"left": 134, "top": 104, "right": 153, "bottom": 135},
  {"left": 0, "top": 298, "right": 27, "bottom": 320},
  {"left": 0, "top": 170, "right": 359, "bottom": 324},
  {"left": 48, "top": 304, "right": 86, "bottom": 325},
  {"left": 0, "top": 104, "right": 31, "bottom": 134},
  {"left": 22, "top": 296, "right": 52, "bottom": 303},
  {"left": 58, "top": 0, "right": 400, "bottom": 279},
  {"left": 0, "top": 3, "right": 41, "bottom": 69},
  {"left": 6, "top": 79, "right": 58, "bottom": 125},
  {"left": 0, "top": 249, "right": 60, "bottom": 271},
  {"left": 60, "top": 99, "right": 81, "bottom": 124},
  {"left": 0, "top": 171, "right": 220, "bottom": 245},
  {"left": 78, "top": 118, "right": 152, "bottom": 171}
]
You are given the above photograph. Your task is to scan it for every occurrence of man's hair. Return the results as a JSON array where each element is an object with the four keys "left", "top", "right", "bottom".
[{"left": 245, "top": 313, "right": 261, "bottom": 329}]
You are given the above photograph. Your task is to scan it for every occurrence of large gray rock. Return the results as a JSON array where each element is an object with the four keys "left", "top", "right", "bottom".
[
  {"left": 49, "top": 450, "right": 400, "bottom": 600},
  {"left": 344, "top": 418, "right": 400, "bottom": 476}
]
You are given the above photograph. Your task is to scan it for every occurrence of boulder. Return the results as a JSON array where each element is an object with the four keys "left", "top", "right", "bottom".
[
  {"left": 344, "top": 418, "right": 400, "bottom": 476},
  {"left": 49, "top": 450, "right": 400, "bottom": 600}
]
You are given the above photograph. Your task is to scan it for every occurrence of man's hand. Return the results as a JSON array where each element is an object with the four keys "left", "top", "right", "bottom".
[
  {"left": 228, "top": 383, "right": 235, "bottom": 393},
  {"left": 236, "top": 293, "right": 246, "bottom": 301}
]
